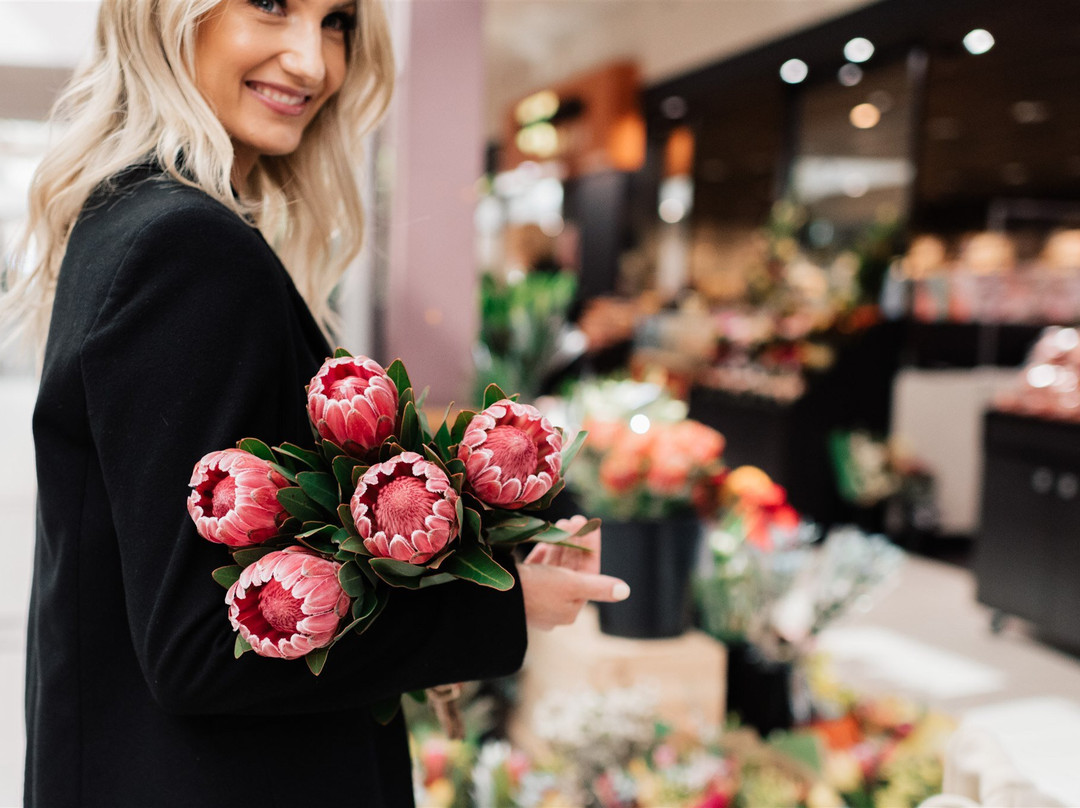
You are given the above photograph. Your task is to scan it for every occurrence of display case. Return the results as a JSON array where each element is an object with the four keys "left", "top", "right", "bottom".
[{"left": 975, "top": 410, "right": 1080, "bottom": 648}]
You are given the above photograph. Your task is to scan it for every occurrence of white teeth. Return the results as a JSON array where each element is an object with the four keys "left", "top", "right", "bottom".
[{"left": 252, "top": 84, "right": 306, "bottom": 107}]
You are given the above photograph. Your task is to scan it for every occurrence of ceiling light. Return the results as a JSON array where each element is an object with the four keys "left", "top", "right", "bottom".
[
  {"left": 844, "top": 37, "right": 875, "bottom": 63},
  {"left": 780, "top": 59, "right": 809, "bottom": 84},
  {"left": 963, "top": 29, "right": 995, "bottom": 55},
  {"left": 838, "top": 63, "right": 863, "bottom": 86},
  {"left": 850, "top": 103, "right": 881, "bottom": 129}
]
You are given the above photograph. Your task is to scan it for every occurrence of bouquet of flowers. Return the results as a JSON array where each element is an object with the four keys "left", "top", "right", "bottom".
[
  {"left": 697, "top": 468, "right": 903, "bottom": 661},
  {"left": 558, "top": 380, "right": 727, "bottom": 521},
  {"left": 185, "top": 349, "right": 594, "bottom": 678}
]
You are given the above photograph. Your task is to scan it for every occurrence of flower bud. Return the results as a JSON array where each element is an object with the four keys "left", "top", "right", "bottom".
[{"left": 187, "top": 449, "right": 288, "bottom": 547}]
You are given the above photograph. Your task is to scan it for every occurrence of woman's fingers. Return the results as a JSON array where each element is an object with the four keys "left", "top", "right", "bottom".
[
  {"left": 575, "top": 572, "right": 630, "bottom": 603},
  {"left": 524, "top": 542, "right": 554, "bottom": 564},
  {"left": 519, "top": 563, "right": 631, "bottom": 631},
  {"left": 551, "top": 514, "right": 602, "bottom": 573}
]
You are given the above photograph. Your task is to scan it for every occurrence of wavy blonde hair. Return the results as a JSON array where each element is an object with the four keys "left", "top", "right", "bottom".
[{"left": 2, "top": 0, "right": 394, "bottom": 350}]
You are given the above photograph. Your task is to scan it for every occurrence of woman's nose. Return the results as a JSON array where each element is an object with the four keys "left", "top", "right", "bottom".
[{"left": 279, "top": 22, "right": 326, "bottom": 87}]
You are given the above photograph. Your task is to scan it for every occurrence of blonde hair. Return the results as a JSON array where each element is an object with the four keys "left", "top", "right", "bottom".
[{"left": 2, "top": 0, "right": 394, "bottom": 350}]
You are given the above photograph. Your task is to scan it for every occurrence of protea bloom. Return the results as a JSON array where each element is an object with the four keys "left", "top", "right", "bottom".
[
  {"left": 458, "top": 399, "right": 563, "bottom": 509},
  {"left": 307, "top": 355, "right": 398, "bottom": 455},
  {"left": 187, "top": 449, "right": 288, "bottom": 547},
  {"left": 225, "top": 547, "right": 350, "bottom": 660},
  {"left": 350, "top": 451, "right": 460, "bottom": 564}
]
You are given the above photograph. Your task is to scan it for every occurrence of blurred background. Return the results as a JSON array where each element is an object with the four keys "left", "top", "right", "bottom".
[{"left": 5, "top": 0, "right": 1080, "bottom": 805}]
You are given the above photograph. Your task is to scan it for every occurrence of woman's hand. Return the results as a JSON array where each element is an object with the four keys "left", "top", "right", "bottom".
[{"left": 519, "top": 515, "right": 630, "bottom": 631}]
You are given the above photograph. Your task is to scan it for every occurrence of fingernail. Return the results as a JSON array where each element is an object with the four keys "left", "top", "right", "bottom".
[{"left": 612, "top": 582, "right": 631, "bottom": 601}]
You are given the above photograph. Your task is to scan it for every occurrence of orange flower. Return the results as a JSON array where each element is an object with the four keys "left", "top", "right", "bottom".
[
  {"left": 645, "top": 452, "right": 694, "bottom": 495},
  {"left": 581, "top": 417, "right": 626, "bottom": 453},
  {"left": 723, "top": 466, "right": 800, "bottom": 549},
  {"left": 722, "top": 466, "right": 780, "bottom": 506},
  {"left": 664, "top": 420, "right": 726, "bottom": 466}
]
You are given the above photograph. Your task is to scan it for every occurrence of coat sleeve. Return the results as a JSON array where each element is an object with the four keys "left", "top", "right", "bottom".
[{"left": 80, "top": 204, "right": 527, "bottom": 716}]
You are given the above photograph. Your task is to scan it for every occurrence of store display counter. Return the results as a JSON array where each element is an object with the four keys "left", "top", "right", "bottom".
[{"left": 975, "top": 411, "right": 1080, "bottom": 648}]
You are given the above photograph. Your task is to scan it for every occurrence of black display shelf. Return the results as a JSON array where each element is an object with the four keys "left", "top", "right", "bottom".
[{"left": 975, "top": 410, "right": 1080, "bottom": 649}]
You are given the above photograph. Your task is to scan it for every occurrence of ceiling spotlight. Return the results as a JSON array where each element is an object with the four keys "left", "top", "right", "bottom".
[
  {"left": 780, "top": 58, "right": 809, "bottom": 84},
  {"left": 850, "top": 103, "right": 881, "bottom": 129},
  {"left": 838, "top": 63, "right": 863, "bottom": 86},
  {"left": 844, "top": 37, "right": 875, "bottom": 63},
  {"left": 963, "top": 29, "right": 995, "bottom": 55}
]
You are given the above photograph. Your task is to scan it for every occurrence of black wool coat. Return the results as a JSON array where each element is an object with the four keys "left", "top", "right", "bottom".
[{"left": 26, "top": 165, "right": 527, "bottom": 807}]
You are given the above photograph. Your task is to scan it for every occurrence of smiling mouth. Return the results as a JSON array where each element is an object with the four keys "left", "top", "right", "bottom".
[{"left": 246, "top": 81, "right": 312, "bottom": 110}]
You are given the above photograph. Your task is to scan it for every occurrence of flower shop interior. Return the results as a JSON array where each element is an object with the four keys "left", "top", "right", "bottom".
[{"left": 4, "top": 0, "right": 1080, "bottom": 805}]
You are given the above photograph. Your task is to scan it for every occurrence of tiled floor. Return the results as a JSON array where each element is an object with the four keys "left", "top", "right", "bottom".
[{"left": 3, "top": 374, "right": 1080, "bottom": 807}]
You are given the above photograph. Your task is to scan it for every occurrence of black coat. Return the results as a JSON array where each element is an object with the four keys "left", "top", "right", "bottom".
[{"left": 26, "top": 165, "right": 527, "bottom": 807}]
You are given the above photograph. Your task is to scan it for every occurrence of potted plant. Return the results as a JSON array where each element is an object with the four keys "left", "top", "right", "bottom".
[{"left": 564, "top": 383, "right": 728, "bottom": 638}]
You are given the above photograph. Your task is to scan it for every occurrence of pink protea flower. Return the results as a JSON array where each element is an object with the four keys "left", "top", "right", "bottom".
[
  {"left": 458, "top": 399, "right": 563, "bottom": 509},
  {"left": 225, "top": 547, "right": 350, "bottom": 660},
  {"left": 187, "top": 449, "right": 288, "bottom": 547},
  {"left": 350, "top": 451, "right": 460, "bottom": 564},
  {"left": 307, "top": 355, "right": 398, "bottom": 455}
]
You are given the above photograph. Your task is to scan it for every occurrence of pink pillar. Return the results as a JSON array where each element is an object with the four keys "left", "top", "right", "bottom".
[{"left": 385, "top": 0, "right": 483, "bottom": 407}]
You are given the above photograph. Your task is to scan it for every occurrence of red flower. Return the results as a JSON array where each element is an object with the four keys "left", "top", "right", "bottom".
[
  {"left": 307, "top": 355, "right": 398, "bottom": 455},
  {"left": 458, "top": 399, "right": 562, "bottom": 509},
  {"left": 350, "top": 452, "right": 460, "bottom": 564},
  {"left": 187, "top": 449, "right": 288, "bottom": 547},
  {"left": 226, "top": 548, "right": 349, "bottom": 659}
]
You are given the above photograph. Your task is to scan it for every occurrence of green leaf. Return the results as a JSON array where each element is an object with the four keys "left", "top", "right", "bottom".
[
  {"left": 277, "top": 487, "right": 326, "bottom": 523},
  {"left": 370, "top": 695, "right": 401, "bottom": 726},
  {"left": 464, "top": 507, "right": 482, "bottom": 542},
  {"left": 296, "top": 524, "right": 339, "bottom": 554},
  {"left": 483, "top": 383, "right": 510, "bottom": 409},
  {"left": 275, "top": 442, "right": 325, "bottom": 472},
  {"left": 418, "top": 572, "right": 456, "bottom": 589},
  {"left": 440, "top": 544, "right": 515, "bottom": 590},
  {"left": 560, "top": 428, "right": 588, "bottom": 471},
  {"left": 237, "top": 438, "right": 274, "bottom": 462},
  {"left": 339, "top": 536, "right": 370, "bottom": 555},
  {"left": 334, "top": 588, "right": 387, "bottom": 639},
  {"left": 421, "top": 445, "right": 453, "bottom": 479},
  {"left": 386, "top": 358, "right": 412, "bottom": 398},
  {"left": 433, "top": 406, "right": 455, "bottom": 458},
  {"left": 212, "top": 565, "right": 242, "bottom": 589},
  {"left": 232, "top": 546, "right": 276, "bottom": 567},
  {"left": 399, "top": 401, "right": 421, "bottom": 453},
  {"left": 305, "top": 646, "right": 330, "bottom": 676},
  {"left": 320, "top": 439, "right": 346, "bottom": 466},
  {"left": 234, "top": 633, "right": 252, "bottom": 658},
  {"left": 278, "top": 517, "right": 303, "bottom": 537},
  {"left": 484, "top": 515, "right": 548, "bottom": 544},
  {"left": 337, "top": 560, "right": 368, "bottom": 598},
  {"left": 369, "top": 557, "right": 428, "bottom": 589},
  {"left": 447, "top": 458, "right": 466, "bottom": 477},
  {"left": 415, "top": 386, "right": 430, "bottom": 412},
  {"left": 333, "top": 347, "right": 353, "bottom": 358},
  {"left": 529, "top": 519, "right": 600, "bottom": 546},
  {"left": 268, "top": 462, "right": 297, "bottom": 484},
  {"left": 332, "top": 455, "right": 363, "bottom": 497},
  {"left": 338, "top": 504, "right": 359, "bottom": 536},
  {"left": 297, "top": 471, "right": 339, "bottom": 514},
  {"left": 451, "top": 410, "right": 476, "bottom": 445}
]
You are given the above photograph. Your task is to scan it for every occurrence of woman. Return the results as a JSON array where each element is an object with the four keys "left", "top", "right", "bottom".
[{"left": 4, "top": 1, "right": 628, "bottom": 805}]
